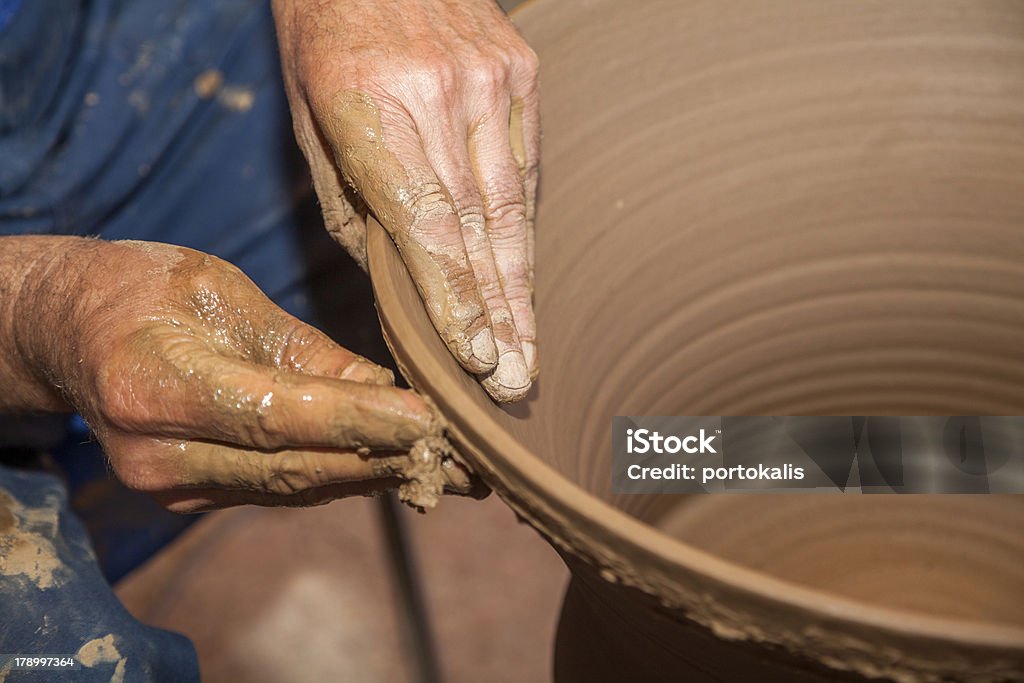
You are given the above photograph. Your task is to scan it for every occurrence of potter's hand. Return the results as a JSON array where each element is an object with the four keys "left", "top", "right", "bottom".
[
  {"left": 273, "top": 0, "right": 540, "bottom": 402},
  {"left": 1, "top": 237, "right": 456, "bottom": 512}
]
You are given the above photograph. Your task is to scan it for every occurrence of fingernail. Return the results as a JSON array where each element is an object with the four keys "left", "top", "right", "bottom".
[
  {"left": 469, "top": 327, "right": 498, "bottom": 367},
  {"left": 375, "top": 366, "right": 397, "bottom": 385},
  {"left": 342, "top": 359, "right": 394, "bottom": 386},
  {"left": 482, "top": 349, "right": 531, "bottom": 402},
  {"left": 522, "top": 340, "right": 538, "bottom": 380}
]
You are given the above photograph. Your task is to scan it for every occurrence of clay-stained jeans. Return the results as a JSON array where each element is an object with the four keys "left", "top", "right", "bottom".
[{"left": 0, "top": 467, "right": 200, "bottom": 682}]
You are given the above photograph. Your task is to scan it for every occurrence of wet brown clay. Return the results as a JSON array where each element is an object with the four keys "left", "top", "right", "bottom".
[{"left": 369, "top": 1, "right": 1024, "bottom": 680}]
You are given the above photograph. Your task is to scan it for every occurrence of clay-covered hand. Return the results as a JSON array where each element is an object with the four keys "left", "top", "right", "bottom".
[
  {"left": 20, "top": 239, "right": 468, "bottom": 512},
  {"left": 273, "top": 0, "right": 540, "bottom": 402}
]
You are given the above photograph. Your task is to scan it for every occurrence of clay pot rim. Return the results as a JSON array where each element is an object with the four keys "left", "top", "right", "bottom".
[{"left": 367, "top": 219, "right": 1024, "bottom": 651}]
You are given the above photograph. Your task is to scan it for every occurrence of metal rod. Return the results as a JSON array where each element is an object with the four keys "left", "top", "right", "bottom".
[{"left": 377, "top": 492, "right": 442, "bottom": 683}]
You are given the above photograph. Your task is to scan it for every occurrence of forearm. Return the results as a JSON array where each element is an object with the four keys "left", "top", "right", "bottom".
[{"left": 0, "top": 235, "right": 101, "bottom": 414}]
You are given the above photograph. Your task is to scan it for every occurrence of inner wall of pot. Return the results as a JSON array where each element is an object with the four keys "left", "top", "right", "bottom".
[{"left": 503, "top": 0, "right": 1024, "bottom": 627}]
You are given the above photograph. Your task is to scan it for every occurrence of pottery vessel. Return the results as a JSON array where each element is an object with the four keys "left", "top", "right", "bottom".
[{"left": 368, "top": 0, "right": 1024, "bottom": 680}]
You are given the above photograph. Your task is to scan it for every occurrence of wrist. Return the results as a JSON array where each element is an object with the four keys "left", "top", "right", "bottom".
[{"left": 1, "top": 236, "right": 107, "bottom": 413}]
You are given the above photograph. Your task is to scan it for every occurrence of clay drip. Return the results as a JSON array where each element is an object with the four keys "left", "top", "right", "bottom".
[{"left": 380, "top": 435, "right": 481, "bottom": 511}]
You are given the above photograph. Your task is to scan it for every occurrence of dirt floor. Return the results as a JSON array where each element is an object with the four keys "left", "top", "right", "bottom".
[{"left": 116, "top": 493, "right": 567, "bottom": 682}]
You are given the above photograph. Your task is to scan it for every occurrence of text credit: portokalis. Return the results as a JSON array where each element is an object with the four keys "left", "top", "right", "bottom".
[{"left": 611, "top": 416, "right": 1024, "bottom": 493}]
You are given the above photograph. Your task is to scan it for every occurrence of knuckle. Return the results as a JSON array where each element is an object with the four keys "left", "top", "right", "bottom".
[
  {"left": 251, "top": 382, "right": 286, "bottom": 449},
  {"left": 467, "top": 57, "right": 510, "bottom": 98},
  {"left": 405, "top": 181, "right": 456, "bottom": 231},
  {"left": 267, "top": 321, "right": 310, "bottom": 367},
  {"left": 277, "top": 324, "right": 337, "bottom": 372},
  {"left": 263, "top": 452, "right": 316, "bottom": 496},
  {"left": 410, "top": 59, "right": 459, "bottom": 106},
  {"left": 185, "top": 252, "right": 244, "bottom": 285},
  {"left": 502, "top": 277, "right": 534, "bottom": 305},
  {"left": 518, "top": 46, "right": 540, "bottom": 78},
  {"left": 458, "top": 202, "right": 487, "bottom": 235},
  {"left": 486, "top": 192, "right": 527, "bottom": 229},
  {"left": 434, "top": 58, "right": 460, "bottom": 91}
]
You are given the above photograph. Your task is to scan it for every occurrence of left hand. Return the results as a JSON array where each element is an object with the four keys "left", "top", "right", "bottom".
[
  {"left": 10, "top": 238, "right": 467, "bottom": 511},
  {"left": 273, "top": 0, "right": 540, "bottom": 402}
]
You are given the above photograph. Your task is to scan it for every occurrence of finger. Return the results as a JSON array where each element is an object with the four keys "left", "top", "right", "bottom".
[
  {"left": 264, "top": 313, "right": 395, "bottom": 385},
  {"left": 106, "top": 334, "right": 438, "bottom": 451},
  {"left": 510, "top": 89, "right": 541, "bottom": 380},
  {"left": 199, "top": 368, "right": 437, "bottom": 451},
  {"left": 315, "top": 90, "right": 498, "bottom": 375},
  {"left": 338, "top": 356, "right": 395, "bottom": 385},
  {"left": 173, "top": 440, "right": 477, "bottom": 500},
  {"left": 174, "top": 440, "right": 399, "bottom": 493},
  {"left": 419, "top": 105, "right": 530, "bottom": 401},
  {"left": 127, "top": 436, "right": 485, "bottom": 512},
  {"left": 467, "top": 97, "right": 536, "bottom": 397},
  {"left": 104, "top": 432, "right": 401, "bottom": 510}
]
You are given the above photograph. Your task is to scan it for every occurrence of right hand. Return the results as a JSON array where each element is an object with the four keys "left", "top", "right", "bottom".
[
  {"left": 273, "top": 0, "right": 541, "bottom": 402},
  {"left": 25, "top": 239, "right": 463, "bottom": 511}
]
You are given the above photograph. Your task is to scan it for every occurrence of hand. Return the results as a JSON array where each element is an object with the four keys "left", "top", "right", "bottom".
[
  {"left": 273, "top": 0, "right": 540, "bottom": 402},
  {"left": 10, "top": 238, "right": 472, "bottom": 511}
]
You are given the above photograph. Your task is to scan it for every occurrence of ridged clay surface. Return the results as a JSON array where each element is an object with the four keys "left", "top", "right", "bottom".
[{"left": 369, "top": 0, "right": 1024, "bottom": 679}]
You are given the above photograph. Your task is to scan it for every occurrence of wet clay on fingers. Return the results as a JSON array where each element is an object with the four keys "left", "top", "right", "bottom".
[
  {"left": 56, "top": 239, "right": 482, "bottom": 511},
  {"left": 319, "top": 92, "right": 496, "bottom": 374},
  {"left": 102, "top": 244, "right": 428, "bottom": 452},
  {"left": 375, "top": 434, "right": 485, "bottom": 511},
  {"left": 320, "top": 93, "right": 537, "bottom": 402},
  {"left": 368, "top": 0, "right": 1024, "bottom": 680}
]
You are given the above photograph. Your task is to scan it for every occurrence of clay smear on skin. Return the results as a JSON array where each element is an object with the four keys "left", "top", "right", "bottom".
[
  {"left": 478, "top": 310, "right": 527, "bottom": 402},
  {"left": 104, "top": 243, "right": 476, "bottom": 509},
  {"left": 0, "top": 490, "right": 66, "bottom": 590},
  {"left": 108, "top": 245, "right": 426, "bottom": 451},
  {"left": 509, "top": 96, "right": 536, "bottom": 315},
  {"left": 466, "top": 110, "right": 532, "bottom": 402},
  {"left": 320, "top": 91, "right": 496, "bottom": 374},
  {"left": 374, "top": 434, "right": 477, "bottom": 510}
]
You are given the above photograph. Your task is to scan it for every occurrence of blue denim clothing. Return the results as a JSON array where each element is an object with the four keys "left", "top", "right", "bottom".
[
  {"left": 0, "top": 467, "right": 200, "bottom": 682},
  {"left": 1, "top": 2, "right": 387, "bottom": 679}
]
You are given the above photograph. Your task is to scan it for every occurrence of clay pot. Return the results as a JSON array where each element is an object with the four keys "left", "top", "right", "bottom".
[{"left": 368, "top": 0, "right": 1024, "bottom": 680}]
